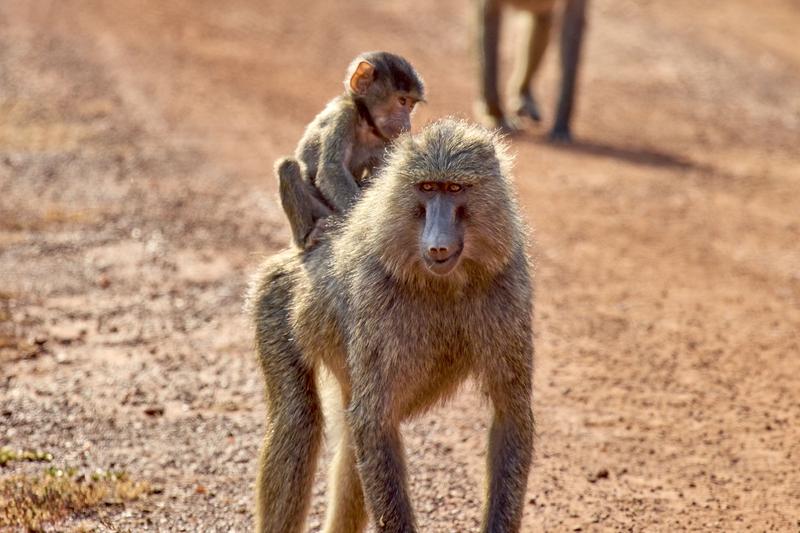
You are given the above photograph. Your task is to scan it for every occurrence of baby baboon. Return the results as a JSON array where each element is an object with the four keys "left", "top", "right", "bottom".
[
  {"left": 475, "top": 0, "right": 588, "bottom": 141},
  {"left": 249, "top": 118, "right": 534, "bottom": 533},
  {"left": 277, "top": 51, "right": 425, "bottom": 248}
]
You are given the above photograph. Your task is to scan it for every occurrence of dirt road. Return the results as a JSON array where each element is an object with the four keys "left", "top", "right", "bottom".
[{"left": 1, "top": 0, "right": 799, "bottom": 531}]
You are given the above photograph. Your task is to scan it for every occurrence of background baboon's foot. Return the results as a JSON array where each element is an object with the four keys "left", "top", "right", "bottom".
[
  {"left": 474, "top": 103, "right": 518, "bottom": 134},
  {"left": 512, "top": 92, "right": 542, "bottom": 123},
  {"left": 548, "top": 125, "right": 573, "bottom": 144}
]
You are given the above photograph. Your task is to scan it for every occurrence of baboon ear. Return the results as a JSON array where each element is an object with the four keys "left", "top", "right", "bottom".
[{"left": 349, "top": 61, "right": 375, "bottom": 95}]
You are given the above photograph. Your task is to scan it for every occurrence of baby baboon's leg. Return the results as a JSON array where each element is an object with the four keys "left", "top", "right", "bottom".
[
  {"left": 509, "top": 11, "right": 553, "bottom": 122},
  {"left": 277, "top": 157, "right": 333, "bottom": 248},
  {"left": 255, "top": 329, "right": 323, "bottom": 533},
  {"left": 322, "top": 428, "right": 367, "bottom": 533}
]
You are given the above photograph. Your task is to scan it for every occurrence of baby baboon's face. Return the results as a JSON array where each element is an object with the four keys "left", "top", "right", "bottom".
[{"left": 371, "top": 92, "right": 420, "bottom": 139}]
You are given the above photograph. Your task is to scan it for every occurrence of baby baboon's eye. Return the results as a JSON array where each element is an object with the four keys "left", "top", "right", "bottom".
[
  {"left": 447, "top": 183, "right": 463, "bottom": 193},
  {"left": 399, "top": 96, "right": 407, "bottom": 106},
  {"left": 420, "top": 182, "right": 436, "bottom": 192}
]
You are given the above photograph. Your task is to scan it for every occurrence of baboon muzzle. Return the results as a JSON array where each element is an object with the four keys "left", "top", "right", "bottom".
[{"left": 420, "top": 195, "right": 463, "bottom": 275}]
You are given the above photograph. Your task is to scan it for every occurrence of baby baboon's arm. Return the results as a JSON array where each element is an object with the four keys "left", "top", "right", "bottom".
[{"left": 315, "top": 116, "right": 362, "bottom": 214}]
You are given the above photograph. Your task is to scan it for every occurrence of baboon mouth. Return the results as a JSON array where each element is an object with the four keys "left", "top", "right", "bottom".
[{"left": 423, "top": 247, "right": 463, "bottom": 276}]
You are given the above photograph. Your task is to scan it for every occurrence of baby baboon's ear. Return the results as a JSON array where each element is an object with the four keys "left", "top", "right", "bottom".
[{"left": 348, "top": 61, "right": 375, "bottom": 96}]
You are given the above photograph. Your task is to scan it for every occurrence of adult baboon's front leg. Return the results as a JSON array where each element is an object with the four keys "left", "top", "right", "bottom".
[
  {"left": 481, "top": 408, "right": 534, "bottom": 532},
  {"left": 481, "top": 361, "right": 534, "bottom": 532},
  {"left": 347, "top": 373, "right": 416, "bottom": 532}
]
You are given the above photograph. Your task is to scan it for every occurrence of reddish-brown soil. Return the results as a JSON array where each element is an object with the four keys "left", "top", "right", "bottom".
[{"left": 1, "top": 0, "right": 798, "bottom": 531}]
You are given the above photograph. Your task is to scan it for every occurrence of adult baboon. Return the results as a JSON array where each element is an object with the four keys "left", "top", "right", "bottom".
[
  {"left": 475, "top": 0, "right": 588, "bottom": 142},
  {"left": 249, "top": 119, "right": 534, "bottom": 532},
  {"left": 277, "top": 51, "right": 425, "bottom": 249}
]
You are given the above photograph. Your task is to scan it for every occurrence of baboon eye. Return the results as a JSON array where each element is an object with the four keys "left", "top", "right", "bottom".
[
  {"left": 399, "top": 96, "right": 407, "bottom": 106},
  {"left": 420, "top": 182, "right": 436, "bottom": 192},
  {"left": 447, "top": 183, "right": 463, "bottom": 193}
]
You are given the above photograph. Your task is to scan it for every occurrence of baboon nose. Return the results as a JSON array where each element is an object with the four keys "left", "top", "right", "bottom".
[{"left": 428, "top": 246, "right": 451, "bottom": 262}]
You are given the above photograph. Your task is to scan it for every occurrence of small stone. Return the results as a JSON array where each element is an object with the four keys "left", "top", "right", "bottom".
[
  {"left": 588, "top": 468, "right": 609, "bottom": 483},
  {"left": 144, "top": 405, "right": 165, "bottom": 417}
]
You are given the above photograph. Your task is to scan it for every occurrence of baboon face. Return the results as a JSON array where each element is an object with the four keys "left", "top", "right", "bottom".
[
  {"left": 341, "top": 120, "right": 521, "bottom": 289},
  {"left": 346, "top": 51, "right": 425, "bottom": 140},
  {"left": 370, "top": 93, "right": 419, "bottom": 139},
  {"left": 415, "top": 180, "right": 468, "bottom": 276},
  {"left": 367, "top": 119, "right": 520, "bottom": 286}
]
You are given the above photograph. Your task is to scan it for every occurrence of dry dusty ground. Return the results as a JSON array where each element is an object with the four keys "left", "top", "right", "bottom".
[{"left": 1, "top": 0, "right": 799, "bottom": 531}]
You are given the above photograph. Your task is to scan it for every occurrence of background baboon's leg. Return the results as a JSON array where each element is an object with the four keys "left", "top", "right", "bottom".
[
  {"left": 476, "top": 0, "right": 511, "bottom": 129},
  {"left": 509, "top": 11, "right": 553, "bottom": 122},
  {"left": 255, "top": 338, "right": 323, "bottom": 533},
  {"left": 322, "top": 429, "right": 368, "bottom": 533},
  {"left": 550, "top": 0, "right": 588, "bottom": 142}
]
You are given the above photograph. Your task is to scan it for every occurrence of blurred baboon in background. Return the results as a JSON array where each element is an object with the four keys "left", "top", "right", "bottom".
[
  {"left": 475, "top": 0, "right": 588, "bottom": 142},
  {"left": 250, "top": 119, "right": 534, "bottom": 532}
]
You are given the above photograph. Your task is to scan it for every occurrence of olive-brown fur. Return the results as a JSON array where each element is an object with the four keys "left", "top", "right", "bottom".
[{"left": 250, "top": 118, "right": 534, "bottom": 533}]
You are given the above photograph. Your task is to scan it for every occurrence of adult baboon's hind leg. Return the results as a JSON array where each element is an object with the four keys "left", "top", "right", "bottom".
[
  {"left": 322, "top": 428, "right": 367, "bottom": 533},
  {"left": 255, "top": 325, "right": 323, "bottom": 533}
]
